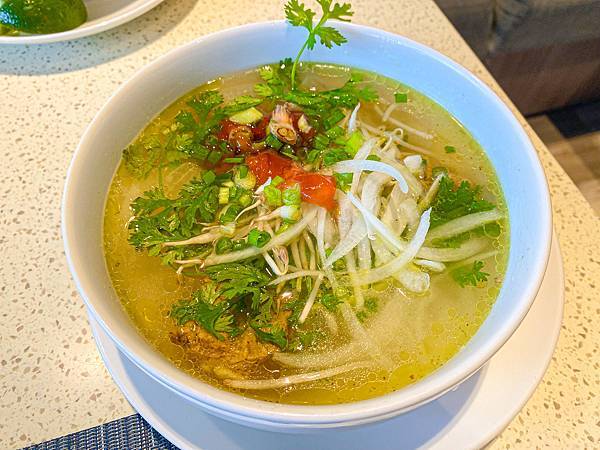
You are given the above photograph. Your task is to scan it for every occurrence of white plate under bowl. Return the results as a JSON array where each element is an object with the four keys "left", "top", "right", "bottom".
[
  {"left": 89, "top": 235, "right": 563, "bottom": 450},
  {"left": 0, "top": 0, "right": 165, "bottom": 44}
]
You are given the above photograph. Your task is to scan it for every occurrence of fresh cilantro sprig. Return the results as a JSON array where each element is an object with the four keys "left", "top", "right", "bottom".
[
  {"left": 128, "top": 179, "right": 220, "bottom": 265},
  {"left": 170, "top": 285, "right": 235, "bottom": 340},
  {"left": 430, "top": 175, "right": 495, "bottom": 228},
  {"left": 285, "top": 0, "right": 353, "bottom": 90},
  {"left": 451, "top": 260, "right": 489, "bottom": 287}
]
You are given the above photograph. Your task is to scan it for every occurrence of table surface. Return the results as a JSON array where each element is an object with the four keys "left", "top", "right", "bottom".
[{"left": 1, "top": 0, "right": 598, "bottom": 448}]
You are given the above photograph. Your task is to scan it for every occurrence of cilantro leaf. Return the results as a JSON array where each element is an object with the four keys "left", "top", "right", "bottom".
[
  {"left": 315, "top": 25, "right": 347, "bottom": 48},
  {"left": 285, "top": 0, "right": 354, "bottom": 89},
  {"left": 128, "top": 178, "right": 219, "bottom": 259},
  {"left": 250, "top": 323, "right": 288, "bottom": 349},
  {"left": 203, "top": 263, "right": 270, "bottom": 310},
  {"left": 430, "top": 175, "right": 495, "bottom": 228},
  {"left": 170, "top": 285, "right": 235, "bottom": 340},
  {"left": 451, "top": 260, "right": 489, "bottom": 287},
  {"left": 285, "top": 0, "right": 315, "bottom": 29}
]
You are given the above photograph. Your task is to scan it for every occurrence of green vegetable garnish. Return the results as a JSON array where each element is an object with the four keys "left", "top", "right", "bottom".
[
  {"left": 247, "top": 228, "right": 272, "bottom": 248},
  {"left": 264, "top": 184, "right": 283, "bottom": 207},
  {"left": 170, "top": 285, "right": 235, "bottom": 341},
  {"left": 394, "top": 92, "right": 408, "bottom": 103},
  {"left": 285, "top": 0, "right": 354, "bottom": 90},
  {"left": 444, "top": 145, "right": 456, "bottom": 154},
  {"left": 451, "top": 260, "right": 489, "bottom": 287},
  {"left": 430, "top": 175, "right": 495, "bottom": 228},
  {"left": 0, "top": 0, "right": 87, "bottom": 35}
]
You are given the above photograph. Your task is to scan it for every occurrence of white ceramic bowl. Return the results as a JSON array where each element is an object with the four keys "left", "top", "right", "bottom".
[
  {"left": 62, "top": 20, "right": 552, "bottom": 432},
  {"left": 0, "top": 0, "right": 165, "bottom": 45}
]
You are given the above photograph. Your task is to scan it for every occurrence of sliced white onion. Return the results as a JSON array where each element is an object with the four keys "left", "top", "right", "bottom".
[
  {"left": 371, "top": 239, "right": 430, "bottom": 293},
  {"left": 334, "top": 159, "right": 408, "bottom": 194},
  {"left": 426, "top": 209, "right": 503, "bottom": 243},
  {"left": 403, "top": 154, "right": 423, "bottom": 174},
  {"left": 418, "top": 173, "right": 444, "bottom": 211},
  {"left": 357, "top": 237, "right": 372, "bottom": 270},
  {"left": 347, "top": 103, "right": 361, "bottom": 133},
  {"left": 413, "top": 259, "right": 446, "bottom": 272},
  {"left": 399, "top": 198, "right": 420, "bottom": 231},
  {"left": 272, "top": 341, "right": 366, "bottom": 369},
  {"left": 299, "top": 274, "right": 324, "bottom": 324},
  {"left": 223, "top": 361, "right": 371, "bottom": 390},
  {"left": 358, "top": 209, "right": 431, "bottom": 285},
  {"left": 417, "top": 237, "right": 488, "bottom": 262},
  {"left": 381, "top": 184, "right": 408, "bottom": 236},
  {"left": 394, "top": 268, "right": 430, "bottom": 293},
  {"left": 372, "top": 149, "right": 424, "bottom": 198},
  {"left": 324, "top": 213, "right": 367, "bottom": 268},
  {"left": 361, "top": 172, "right": 391, "bottom": 218},
  {"left": 346, "top": 192, "right": 404, "bottom": 253},
  {"left": 316, "top": 208, "right": 338, "bottom": 292}
]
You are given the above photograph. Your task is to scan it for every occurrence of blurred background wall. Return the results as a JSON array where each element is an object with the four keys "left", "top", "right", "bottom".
[{"left": 435, "top": 0, "right": 600, "bottom": 212}]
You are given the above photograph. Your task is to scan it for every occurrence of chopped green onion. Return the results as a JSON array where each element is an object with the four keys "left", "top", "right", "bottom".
[
  {"left": 223, "top": 157, "right": 244, "bottom": 163},
  {"left": 264, "top": 185, "right": 282, "bottom": 206},
  {"left": 325, "top": 126, "right": 344, "bottom": 139},
  {"left": 306, "top": 149, "right": 321, "bottom": 164},
  {"left": 248, "top": 228, "right": 271, "bottom": 248},
  {"left": 221, "top": 180, "right": 235, "bottom": 188},
  {"left": 219, "top": 204, "right": 242, "bottom": 224},
  {"left": 218, "top": 187, "right": 230, "bottom": 205},
  {"left": 345, "top": 130, "right": 364, "bottom": 156},
  {"left": 207, "top": 150, "right": 222, "bottom": 165},
  {"left": 265, "top": 133, "right": 284, "bottom": 150},
  {"left": 283, "top": 185, "right": 301, "bottom": 206},
  {"left": 444, "top": 145, "right": 456, "bottom": 154},
  {"left": 366, "top": 154, "right": 381, "bottom": 162},
  {"left": 238, "top": 193, "right": 252, "bottom": 207},
  {"left": 323, "top": 109, "right": 346, "bottom": 129},
  {"left": 234, "top": 168, "right": 256, "bottom": 190},
  {"left": 271, "top": 176, "right": 285, "bottom": 187},
  {"left": 239, "top": 165, "right": 249, "bottom": 178},
  {"left": 281, "top": 145, "right": 299, "bottom": 160},
  {"left": 313, "top": 134, "right": 330, "bottom": 150},
  {"left": 394, "top": 92, "right": 408, "bottom": 103},
  {"left": 202, "top": 170, "right": 216, "bottom": 185},
  {"left": 334, "top": 172, "right": 353, "bottom": 191},
  {"left": 195, "top": 146, "right": 210, "bottom": 161}
]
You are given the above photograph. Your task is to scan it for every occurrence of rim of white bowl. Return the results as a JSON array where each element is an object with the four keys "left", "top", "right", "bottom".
[
  {"left": 62, "top": 20, "right": 552, "bottom": 427},
  {"left": 0, "top": 0, "right": 165, "bottom": 45}
]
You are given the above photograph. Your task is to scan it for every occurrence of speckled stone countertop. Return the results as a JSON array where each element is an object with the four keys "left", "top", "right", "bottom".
[{"left": 0, "top": 0, "right": 598, "bottom": 448}]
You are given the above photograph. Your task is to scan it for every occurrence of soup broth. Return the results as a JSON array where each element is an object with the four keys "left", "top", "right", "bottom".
[{"left": 103, "top": 62, "right": 507, "bottom": 405}]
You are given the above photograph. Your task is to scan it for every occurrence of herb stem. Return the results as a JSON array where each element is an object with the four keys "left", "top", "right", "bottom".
[{"left": 291, "top": 13, "right": 329, "bottom": 90}]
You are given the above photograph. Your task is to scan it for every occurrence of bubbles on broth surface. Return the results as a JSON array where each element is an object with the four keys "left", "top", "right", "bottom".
[{"left": 103, "top": 63, "right": 508, "bottom": 405}]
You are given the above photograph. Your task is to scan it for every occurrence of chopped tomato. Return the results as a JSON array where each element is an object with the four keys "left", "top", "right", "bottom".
[
  {"left": 247, "top": 151, "right": 337, "bottom": 210},
  {"left": 288, "top": 172, "right": 337, "bottom": 210},
  {"left": 246, "top": 151, "right": 294, "bottom": 185}
]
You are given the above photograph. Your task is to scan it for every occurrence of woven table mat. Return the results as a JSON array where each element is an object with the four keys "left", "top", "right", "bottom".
[{"left": 22, "top": 414, "right": 179, "bottom": 450}]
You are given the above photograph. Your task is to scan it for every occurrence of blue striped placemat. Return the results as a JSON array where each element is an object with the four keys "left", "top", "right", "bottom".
[{"left": 22, "top": 414, "right": 180, "bottom": 450}]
